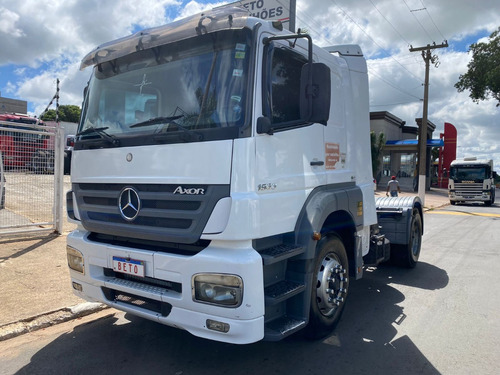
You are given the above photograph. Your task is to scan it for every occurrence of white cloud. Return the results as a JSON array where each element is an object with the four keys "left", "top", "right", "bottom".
[{"left": 0, "top": 7, "right": 24, "bottom": 37}]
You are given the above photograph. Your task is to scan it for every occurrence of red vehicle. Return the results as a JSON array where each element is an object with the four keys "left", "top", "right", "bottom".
[{"left": 0, "top": 113, "right": 54, "bottom": 172}]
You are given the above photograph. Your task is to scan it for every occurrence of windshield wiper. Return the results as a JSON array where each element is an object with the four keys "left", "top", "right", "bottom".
[
  {"left": 76, "top": 126, "right": 120, "bottom": 146},
  {"left": 129, "top": 115, "right": 184, "bottom": 128},
  {"left": 130, "top": 115, "right": 203, "bottom": 142}
]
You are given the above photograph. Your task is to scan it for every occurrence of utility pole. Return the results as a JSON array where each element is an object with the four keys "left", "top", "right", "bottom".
[{"left": 410, "top": 41, "right": 448, "bottom": 205}]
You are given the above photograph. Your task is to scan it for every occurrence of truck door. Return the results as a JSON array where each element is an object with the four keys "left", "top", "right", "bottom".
[{"left": 255, "top": 40, "right": 325, "bottom": 235}]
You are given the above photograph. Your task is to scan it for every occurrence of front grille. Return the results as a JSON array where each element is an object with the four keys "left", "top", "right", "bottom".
[
  {"left": 454, "top": 182, "right": 483, "bottom": 197},
  {"left": 74, "top": 183, "right": 230, "bottom": 244}
]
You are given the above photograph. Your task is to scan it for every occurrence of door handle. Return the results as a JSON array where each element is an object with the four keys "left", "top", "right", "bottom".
[{"left": 310, "top": 160, "right": 325, "bottom": 166}]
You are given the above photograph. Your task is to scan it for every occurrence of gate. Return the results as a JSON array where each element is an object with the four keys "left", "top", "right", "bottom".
[{"left": 0, "top": 122, "right": 64, "bottom": 236}]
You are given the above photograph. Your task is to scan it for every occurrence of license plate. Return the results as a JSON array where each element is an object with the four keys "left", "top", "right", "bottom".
[{"left": 112, "top": 256, "right": 145, "bottom": 277}]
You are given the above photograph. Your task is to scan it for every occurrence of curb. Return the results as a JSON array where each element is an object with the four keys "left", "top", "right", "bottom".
[{"left": 0, "top": 302, "right": 108, "bottom": 342}]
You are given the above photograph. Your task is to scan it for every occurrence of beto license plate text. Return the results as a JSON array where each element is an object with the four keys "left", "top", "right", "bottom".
[{"left": 112, "top": 256, "right": 145, "bottom": 277}]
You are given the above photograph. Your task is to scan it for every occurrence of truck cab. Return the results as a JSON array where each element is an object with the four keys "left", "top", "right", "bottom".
[
  {"left": 449, "top": 157, "right": 495, "bottom": 206},
  {"left": 66, "top": 7, "right": 422, "bottom": 344}
]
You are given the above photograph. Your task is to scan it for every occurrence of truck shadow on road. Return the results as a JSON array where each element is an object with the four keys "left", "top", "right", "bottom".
[
  {"left": 15, "top": 262, "right": 448, "bottom": 375},
  {"left": 0, "top": 233, "right": 58, "bottom": 263}
]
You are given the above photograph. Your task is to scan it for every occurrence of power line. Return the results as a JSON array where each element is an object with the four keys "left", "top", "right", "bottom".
[
  {"left": 420, "top": 0, "right": 447, "bottom": 42},
  {"left": 370, "top": 100, "right": 422, "bottom": 107},
  {"left": 325, "top": 0, "right": 424, "bottom": 84},
  {"left": 368, "top": 69, "right": 422, "bottom": 101},
  {"left": 368, "top": 0, "right": 411, "bottom": 46},
  {"left": 402, "top": 0, "right": 434, "bottom": 41},
  {"left": 281, "top": 1, "right": 425, "bottom": 106}
]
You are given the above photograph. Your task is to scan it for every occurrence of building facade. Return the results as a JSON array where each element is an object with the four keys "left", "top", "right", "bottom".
[
  {"left": 370, "top": 111, "right": 441, "bottom": 191},
  {"left": 0, "top": 94, "right": 27, "bottom": 114}
]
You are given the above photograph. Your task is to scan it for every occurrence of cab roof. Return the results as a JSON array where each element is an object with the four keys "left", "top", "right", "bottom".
[{"left": 80, "top": 7, "right": 250, "bottom": 70}]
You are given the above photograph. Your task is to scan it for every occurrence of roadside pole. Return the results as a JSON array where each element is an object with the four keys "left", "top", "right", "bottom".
[{"left": 410, "top": 42, "right": 448, "bottom": 205}]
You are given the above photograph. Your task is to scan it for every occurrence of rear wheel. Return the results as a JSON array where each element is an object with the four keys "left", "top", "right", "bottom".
[
  {"left": 305, "top": 235, "right": 349, "bottom": 339},
  {"left": 391, "top": 208, "right": 422, "bottom": 268}
]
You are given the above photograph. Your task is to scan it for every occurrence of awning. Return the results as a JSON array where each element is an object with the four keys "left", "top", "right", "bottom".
[{"left": 386, "top": 139, "right": 444, "bottom": 147}]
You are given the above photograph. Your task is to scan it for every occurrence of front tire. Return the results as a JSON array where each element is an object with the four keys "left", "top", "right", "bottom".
[{"left": 305, "top": 235, "right": 349, "bottom": 339}]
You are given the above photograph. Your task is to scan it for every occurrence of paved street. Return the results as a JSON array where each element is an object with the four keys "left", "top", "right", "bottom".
[{"left": 1, "top": 200, "right": 499, "bottom": 375}]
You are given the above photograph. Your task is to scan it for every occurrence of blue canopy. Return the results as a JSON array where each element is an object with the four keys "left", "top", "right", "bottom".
[{"left": 386, "top": 139, "right": 444, "bottom": 147}]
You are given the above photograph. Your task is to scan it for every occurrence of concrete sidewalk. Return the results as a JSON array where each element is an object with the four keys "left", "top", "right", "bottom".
[
  {"left": 0, "top": 188, "right": 450, "bottom": 341},
  {"left": 0, "top": 233, "right": 106, "bottom": 341}
]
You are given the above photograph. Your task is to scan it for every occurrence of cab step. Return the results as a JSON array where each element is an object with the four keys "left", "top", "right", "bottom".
[
  {"left": 264, "top": 316, "right": 307, "bottom": 341},
  {"left": 260, "top": 244, "right": 305, "bottom": 265},
  {"left": 265, "top": 280, "right": 306, "bottom": 305}
]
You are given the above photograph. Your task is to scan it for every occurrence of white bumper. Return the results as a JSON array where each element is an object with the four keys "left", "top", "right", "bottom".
[{"left": 67, "top": 230, "right": 265, "bottom": 344}]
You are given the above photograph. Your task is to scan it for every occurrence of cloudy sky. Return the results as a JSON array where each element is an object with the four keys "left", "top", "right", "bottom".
[{"left": 1, "top": 0, "right": 499, "bottom": 168}]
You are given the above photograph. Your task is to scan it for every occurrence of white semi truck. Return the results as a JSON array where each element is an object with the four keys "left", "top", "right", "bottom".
[
  {"left": 66, "top": 7, "right": 423, "bottom": 344},
  {"left": 448, "top": 157, "right": 495, "bottom": 206}
]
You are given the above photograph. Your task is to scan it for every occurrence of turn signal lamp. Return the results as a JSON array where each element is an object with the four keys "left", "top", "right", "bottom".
[{"left": 206, "top": 319, "right": 230, "bottom": 333}]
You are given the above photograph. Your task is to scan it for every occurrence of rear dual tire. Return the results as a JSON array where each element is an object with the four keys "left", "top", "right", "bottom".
[{"left": 391, "top": 208, "right": 422, "bottom": 268}]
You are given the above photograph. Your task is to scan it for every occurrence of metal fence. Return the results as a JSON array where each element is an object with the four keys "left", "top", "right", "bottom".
[{"left": 0, "top": 122, "right": 64, "bottom": 236}]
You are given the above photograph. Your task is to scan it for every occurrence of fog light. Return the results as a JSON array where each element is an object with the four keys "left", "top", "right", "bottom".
[
  {"left": 72, "top": 282, "right": 83, "bottom": 291},
  {"left": 192, "top": 273, "right": 243, "bottom": 307},
  {"left": 67, "top": 245, "right": 85, "bottom": 274},
  {"left": 206, "top": 319, "right": 230, "bottom": 333}
]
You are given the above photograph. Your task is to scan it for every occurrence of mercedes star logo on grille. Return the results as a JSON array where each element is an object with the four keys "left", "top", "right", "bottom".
[{"left": 119, "top": 187, "right": 141, "bottom": 221}]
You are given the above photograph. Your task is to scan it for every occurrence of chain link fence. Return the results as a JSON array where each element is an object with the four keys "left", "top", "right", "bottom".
[{"left": 0, "top": 122, "right": 64, "bottom": 236}]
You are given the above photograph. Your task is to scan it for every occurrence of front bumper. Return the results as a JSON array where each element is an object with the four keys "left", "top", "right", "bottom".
[
  {"left": 67, "top": 230, "right": 265, "bottom": 344},
  {"left": 449, "top": 191, "right": 491, "bottom": 202}
]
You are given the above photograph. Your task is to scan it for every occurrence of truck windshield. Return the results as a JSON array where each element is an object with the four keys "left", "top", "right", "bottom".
[
  {"left": 78, "top": 29, "right": 251, "bottom": 147},
  {"left": 450, "top": 166, "right": 488, "bottom": 180}
]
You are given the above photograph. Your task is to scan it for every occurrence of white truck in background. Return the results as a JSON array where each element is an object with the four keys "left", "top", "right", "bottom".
[
  {"left": 448, "top": 157, "right": 495, "bottom": 206},
  {"left": 66, "top": 7, "right": 423, "bottom": 344}
]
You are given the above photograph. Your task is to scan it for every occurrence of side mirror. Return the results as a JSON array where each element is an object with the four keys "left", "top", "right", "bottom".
[
  {"left": 300, "top": 63, "right": 331, "bottom": 125},
  {"left": 257, "top": 116, "right": 273, "bottom": 135}
]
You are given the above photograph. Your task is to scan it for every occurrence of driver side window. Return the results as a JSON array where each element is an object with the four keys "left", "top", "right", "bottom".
[{"left": 268, "top": 47, "right": 307, "bottom": 125}]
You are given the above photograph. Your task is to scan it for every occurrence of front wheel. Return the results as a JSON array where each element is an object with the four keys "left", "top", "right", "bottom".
[
  {"left": 305, "top": 235, "right": 349, "bottom": 339},
  {"left": 485, "top": 190, "right": 495, "bottom": 206}
]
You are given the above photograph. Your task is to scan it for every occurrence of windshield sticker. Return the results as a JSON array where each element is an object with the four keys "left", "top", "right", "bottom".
[
  {"left": 235, "top": 51, "right": 246, "bottom": 59},
  {"left": 233, "top": 69, "right": 243, "bottom": 77},
  {"left": 134, "top": 74, "right": 152, "bottom": 95},
  {"left": 235, "top": 43, "right": 246, "bottom": 51}
]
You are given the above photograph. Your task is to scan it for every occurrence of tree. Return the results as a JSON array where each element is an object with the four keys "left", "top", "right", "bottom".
[
  {"left": 370, "top": 131, "right": 385, "bottom": 178},
  {"left": 40, "top": 105, "right": 81, "bottom": 122},
  {"left": 455, "top": 27, "right": 500, "bottom": 107}
]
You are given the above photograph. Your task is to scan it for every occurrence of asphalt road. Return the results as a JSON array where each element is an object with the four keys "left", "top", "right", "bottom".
[{"left": 1, "top": 202, "right": 499, "bottom": 375}]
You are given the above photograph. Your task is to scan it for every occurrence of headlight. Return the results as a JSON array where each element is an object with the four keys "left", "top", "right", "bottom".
[
  {"left": 67, "top": 245, "right": 85, "bottom": 274},
  {"left": 192, "top": 274, "right": 243, "bottom": 307}
]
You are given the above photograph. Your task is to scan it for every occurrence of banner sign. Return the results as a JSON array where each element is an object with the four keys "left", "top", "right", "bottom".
[{"left": 228, "top": 0, "right": 295, "bottom": 31}]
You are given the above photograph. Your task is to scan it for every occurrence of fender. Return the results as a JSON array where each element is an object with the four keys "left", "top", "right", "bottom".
[
  {"left": 375, "top": 196, "right": 423, "bottom": 245},
  {"left": 294, "top": 183, "right": 363, "bottom": 263}
]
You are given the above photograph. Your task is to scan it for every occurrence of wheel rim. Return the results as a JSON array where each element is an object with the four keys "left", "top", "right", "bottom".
[{"left": 316, "top": 253, "right": 348, "bottom": 317}]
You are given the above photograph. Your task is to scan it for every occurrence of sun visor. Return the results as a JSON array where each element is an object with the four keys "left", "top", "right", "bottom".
[{"left": 80, "top": 7, "right": 249, "bottom": 70}]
